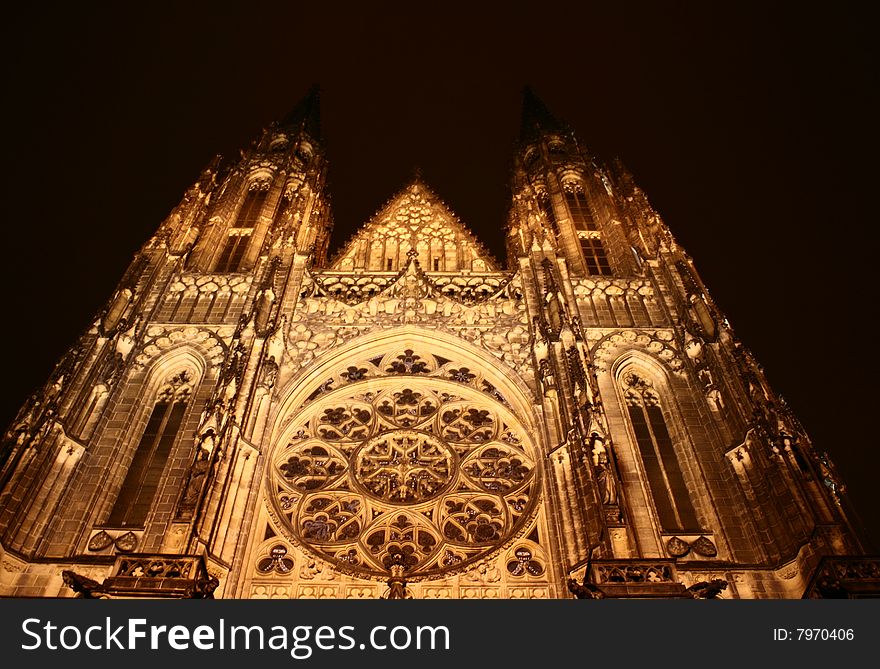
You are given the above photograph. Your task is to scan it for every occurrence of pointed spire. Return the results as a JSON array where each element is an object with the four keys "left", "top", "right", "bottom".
[
  {"left": 520, "top": 86, "right": 565, "bottom": 143},
  {"left": 279, "top": 84, "right": 321, "bottom": 139}
]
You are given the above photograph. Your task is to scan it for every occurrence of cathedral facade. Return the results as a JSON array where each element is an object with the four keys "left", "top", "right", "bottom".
[{"left": 0, "top": 89, "right": 874, "bottom": 599}]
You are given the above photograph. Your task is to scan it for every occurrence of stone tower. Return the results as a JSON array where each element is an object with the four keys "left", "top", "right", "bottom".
[{"left": 0, "top": 88, "right": 873, "bottom": 599}]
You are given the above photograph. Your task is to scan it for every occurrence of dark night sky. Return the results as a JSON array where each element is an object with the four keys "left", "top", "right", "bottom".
[{"left": 2, "top": 4, "right": 877, "bottom": 547}]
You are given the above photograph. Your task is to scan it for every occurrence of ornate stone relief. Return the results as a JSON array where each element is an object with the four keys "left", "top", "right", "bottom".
[
  {"left": 256, "top": 544, "right": 295, "bottom": 574},
  {"left": 329, "top": 181, "right": 498, "bottom": 273},
  {"left": 594, "top": 562, "right": 675, "bottom": 584},
  {"left": 86, "top": 529, "right": 140, "bottom": 554},
  {"left": 167, "top": 273, "right": 253, "bottom": 297},
  {"left": 252, "top": 584, "right": 291, "bottom": 599},
  {"left": 309, "top": 269, "right": 516, "bottom": 307},
  {"left": 590, "top": 329, "right": 683, "bottom": 373},
  {"left": 572, "top": 277, "right": 656, "bottom": 299},
  {"left": 288, "top": 265, "right": 530, "bottom": 374},
  {"left": 665, "top": 534, "right": 718, "bottom": 558},
  {"left": 136, "top": 326, "right": 232, "bottom": 369},
  {"left": 294, "top": 347, "right": 518, "bottom": 412}
]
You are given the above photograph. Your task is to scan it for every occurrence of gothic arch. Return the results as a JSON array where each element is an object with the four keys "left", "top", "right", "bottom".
[
  {"left": 262, "top": 327, "right": 545, "bottom": 582},
  {"left": 610, "top": 349, "right": 674, "bottom": 393},
  {"left": 140, "top": 345, "right": 209, "bottom": 384},
  {"left": 606, "top": 350, "right": 711, "bottom": 549},
  {"left": 591, "top": 329, "right": 684, "bottom": 374},
  {"left": 272, "top": 326, "right": 539, "bottom": 442},
  {"left": 135, "top": 326, "right": 227, "bottom": 371},
  {"left": 94, "top": 347, "right": 207, "bottom": 532}
]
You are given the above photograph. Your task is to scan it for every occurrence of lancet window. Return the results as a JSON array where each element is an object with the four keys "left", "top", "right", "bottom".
[
  {"left": 215, "top": 184, "right": 269, "bottom": 272},
  {"left": 106, "top": 371, "right": 193, "bottom": 527},
  {"left": 622, "top": 372, "right": 699, "bottom": 532},
  {"left": 563, "top": 181, "right": 612, "bottom": 276}
]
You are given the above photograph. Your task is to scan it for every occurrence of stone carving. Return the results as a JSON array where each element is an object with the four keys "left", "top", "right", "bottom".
[
  {"left": 116, "top": 558, "right": 191, "bottom": 578},
  {"left": 567, "top": 578, "right": 606, "bottom": 599},
  {"left": 1, "top": 559, "right": 25, "bottom": 574},
  {"left": 291, "top": 347, "right": 524, "bottom": 415},
  {"left": 595, "top": 563, "right": 674, "bottom": 584},
  {"left": 256, "top": 545, "right": 295, "bottom": 574},
  {"left": 665, "top": 535, "right": 717, "bottom": 558},
  {"left": 666, "top": 536, "right": 690, "bottom": 558},
  {"left": 62, "top": 570, "right": 109, "bottom": 598},
  {"left": 269, "top": 379, "right": 538, "bottom": 580},
  {"left": 506, "top": 547, "right": 545, "bottom": 577},
  {"left": 591, "top": 435, "right": 619, "bottom": 506},
  {"left": 87, "top": 530, "right": 139, "bottom": 553},
  {"left": 136, "top": 326, "right": 230, "bottom": 369},
  {"left": 691, "top": 535, "right": 718, "bottom": 557},
  {"left": 685, "top": 579, "right": 728, "bottom": 599},
  {"left": 571, "top": 278, "right": 661, "bottom": 328},
  {"left": 354, "top": 431, "right": 455, "bottom": 503},
  {"left": 297, "top": 585, "right": 339, "bottom": 599},
  {"left": 252, "top": 584, "right": 292, "bottom": 599},
  {"left": 328, "top": 181, "right": 499, "bottom": 274},
  {"left": 381, "top": 557, "right": 413, "bottom": 599},
  {"left": 591, "top": 329, "right": 683, "bottom": 373},
  {"left": 64, "top": 556, "right": 218, "bottom": 599},
  {"left": 167, "top": 273, "right": 252, "bottom": 297},
  {"left": 178, "top": 442, "right": 212, "bottom": 512},
  {"left": 462, "top": 560, "right": 503, "bottom": 583},
  {"left": 258, "top": 355, "right": 279, "bottom": 390},
  {"left": 299, "top": 558, "right": 336, "bottom": 581},
  {"left": 806, "top": 558, "right": 880, "bottom": 598},
  {"left": 289, "top": 264, "right": 529, "bottom": 374}
]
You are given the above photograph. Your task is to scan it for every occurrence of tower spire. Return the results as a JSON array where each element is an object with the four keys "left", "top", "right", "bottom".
[
  {"left": 520, "top": 86, "right": 566, "bottom": 143},
  {"left": 279, "top": 84, "right": 321, "bottom": 138}
]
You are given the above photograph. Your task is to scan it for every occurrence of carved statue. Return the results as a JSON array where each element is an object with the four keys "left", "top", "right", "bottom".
[
  {"left": 382, "top": 559, "right": 413, "bottom": 600},
  {"left": 259, "top": 355, "right": 279, "bottom": 390},
  {"left": 595, "top": 459, "right": 617, "bottom": 505},
  {"left": 591, "top": 435, "right": 618, "bottom": 505},
  {"left": 567, "top": 578, "right": 606, "bottom": 599},
  {"left": 187, "top": 575, "right": 220, "bottom": 599},
  {"left": 685, "top": 579, "right": 728, "bottom": 599},
  {"left": 538, "top": 358, "right": 556, "bottom": 397},
  {"left": 62, "top": 570, "right": 108, "bottom": 599},
  {"left": 181, "top": 444, "right": 212, "bottom": 507},
  {"left": 102, "top": 351, "right": 125, "bottom": 386}
]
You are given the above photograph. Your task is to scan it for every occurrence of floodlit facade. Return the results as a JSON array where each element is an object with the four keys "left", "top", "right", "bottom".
[{"left": 1, "top": 89, "right": 875, "bottom": 599}]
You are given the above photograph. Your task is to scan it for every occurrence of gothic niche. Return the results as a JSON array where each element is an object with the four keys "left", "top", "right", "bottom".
[{"left": 269, "top": 378, "right": 539, "bottom": 580}]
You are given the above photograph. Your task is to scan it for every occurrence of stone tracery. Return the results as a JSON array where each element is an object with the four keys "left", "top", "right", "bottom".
[{"left": 269, "top": 376, "right": 538, "bottom": 580}]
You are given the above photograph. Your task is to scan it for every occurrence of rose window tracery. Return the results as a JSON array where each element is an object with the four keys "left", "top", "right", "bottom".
[
  {"left": 354, "top": 431, "right": 454, "bottom": 503},
  {"left": 270, "top": 377, "right": 538, "bottom": 580}
]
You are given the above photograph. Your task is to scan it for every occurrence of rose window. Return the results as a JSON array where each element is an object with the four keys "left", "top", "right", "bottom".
[
  {"left": 269, "top": 378, "right": 538, "bottom": 579},
  {"left": 354, "top": 431, "right": 455, "bottom": 504}
]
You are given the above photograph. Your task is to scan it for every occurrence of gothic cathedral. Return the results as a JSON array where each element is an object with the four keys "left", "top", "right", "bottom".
[{"left": 1, "top": 89, "right": 874, "bottom": 599}]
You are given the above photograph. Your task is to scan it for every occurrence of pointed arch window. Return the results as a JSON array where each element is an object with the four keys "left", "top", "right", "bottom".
[
  {"left": 623, "top": 372, "right": 699, "bottom": 532},
  {"left": 215, "top": 184, "right": 268, "bottom": 272},
  {"left": 106, "top": 372, "right": 193, "bottom": 527},
  {"left": 563, "top": 182, "right": 612, "bottom": 276},
  {"left": 563, "top": 182, "right": 597, "bottom": 232},
  {"left": 580, "top": 237, "right": 612, "bottom": 275}
]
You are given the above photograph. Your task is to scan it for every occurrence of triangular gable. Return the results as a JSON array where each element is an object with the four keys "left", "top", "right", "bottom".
[{"left": 331, "top": 180, "right": 498, "bottom": 272}]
